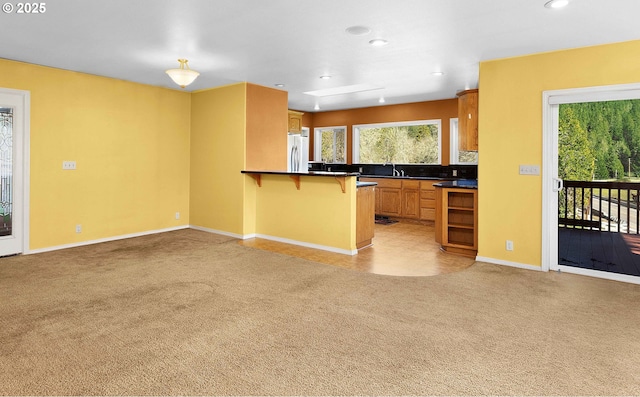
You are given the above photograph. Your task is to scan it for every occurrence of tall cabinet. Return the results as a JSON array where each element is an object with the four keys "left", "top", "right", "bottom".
[{"left": 456, "top": 89, "right": 478, "bottom": 151}]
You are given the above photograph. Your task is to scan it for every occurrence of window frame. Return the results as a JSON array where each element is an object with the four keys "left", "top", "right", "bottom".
[
  {"left": 450, "top": 118, "right": 478, "bottom": 165},
  {"left": 352, "top": 119, "right": 442, "bottom": 164},
  {"left": 314, "top": 126, "right": 347, "bottom": 164}
]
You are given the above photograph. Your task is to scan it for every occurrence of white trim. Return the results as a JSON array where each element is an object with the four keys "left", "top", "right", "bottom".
[
  {"left": 475, "top": 256, "right": 544, "bottom": 272},
  {"left": 0, "top": 88, "right": 30, "bottom": 256},
  {"left": 547, "top": 83, "right": 640, "bottom": 105},
  {"left": 189, "top": 224, "right": 247, "bottom": 239},
  {"left": 189, "top": 226, "right": 356, "bottom": 254},
  {"left": 255, "top": 233, "right": 358, "bottom": 256},
  {"left": 542, "top": 82, "right": 640, "bottom": 276},
  {"left": 26, "top": 226, "right": 189, "bottom": 255},
  {"left": 556, "top": 265, "right": 640, "bottom": 285},
  {"left": 352, "top": 119, "right": 442, "bottom": 164}
]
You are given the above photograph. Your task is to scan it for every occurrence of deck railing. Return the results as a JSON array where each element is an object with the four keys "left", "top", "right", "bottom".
[{"left": 560, "top": 180, "right": 640, "bottom": 234}]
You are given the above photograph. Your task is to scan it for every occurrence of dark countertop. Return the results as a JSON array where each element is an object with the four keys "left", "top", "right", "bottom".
[
  {"left": 242, "top": 170, "right": 360, "bottom": 177},
  {"left": 359, "top": 175, "right": 446, "bottom": 180},
  {"left": 433, "top": 180, "right": 478, "bottom": 189}
]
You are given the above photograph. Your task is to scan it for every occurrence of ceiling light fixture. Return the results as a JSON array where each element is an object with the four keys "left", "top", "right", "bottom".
[
  {"left": 369, "top": 39, "right": 388, "bottom": 47},
  {"left": 544, "top": 0, "right": 569, "bottom": 9},
  {"left": 378, "top": 97, "right": 386, "bottom": 104},
  {"left": 165, "top": 59, "right": 200, "bottom": 88},
  {"left": 275, "top": 83, "right": 285, "bottom": 88},
  {"left": 314, "top": 104, "right": 320, "bottom": 111},
  {"left": 319, "top": 75, "right": 332, "bottom": 80},
  {"left": 432, "top": 71, "right": 445, "bottom": 76}
]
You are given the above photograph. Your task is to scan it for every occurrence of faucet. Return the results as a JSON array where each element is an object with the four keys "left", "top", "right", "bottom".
[{"left": 392, "top": 164, "right": 400, "bottom": 176}]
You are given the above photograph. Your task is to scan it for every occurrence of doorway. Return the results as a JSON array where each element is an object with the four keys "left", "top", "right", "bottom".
[
  {"left": 543, "top": 83, "right": 640, "bottom": 284},
  {"left": 0, "top": 88, "right": 29, "bottom": 257}
]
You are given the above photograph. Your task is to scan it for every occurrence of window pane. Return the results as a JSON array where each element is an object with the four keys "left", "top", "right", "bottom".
[
  {"left": 458, "top": 150, "right": 478, "bottom": 163},
  {"left": 357, "top": 123, "right": 439, "bottom": 164},
  {"left": 0, "top": 108, "right": 12, "bottom": 237},
  {"left": 321, "top": 130, "right": 334, "bottom": 163},
  {"left": 335, "top": 129, "right": 346, "bottom": 163}
]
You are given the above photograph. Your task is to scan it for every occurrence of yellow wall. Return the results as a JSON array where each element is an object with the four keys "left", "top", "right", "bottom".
[
  {"left": 253, "top": 174, "right": 357, "bottom": 252},
  {"left": 190, "top": 83, "right": 248, "bottom": 235},
  {"left": 478, "top": 40, "right": 640, "bottom": 266},
  {"left": 0, "top": 59, "right": 191, "bottom": 250}
]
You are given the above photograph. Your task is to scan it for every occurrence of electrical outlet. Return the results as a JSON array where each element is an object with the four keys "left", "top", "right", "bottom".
[
  {"left": 62, "top": 161, "right": 77, "bottom": 170},
  {"left": 359, "top": 167, "right": 363, "bottom": 173},
  {"left": 506, "top": 240, "right": 514, "bottom": 251},
  {"left": 452, "top": 169, "right": 458, "bottom": 177},
  {"left": 519, "top": 165, "right": 540, "bottom": 175},
  {"left": 175, "top": 212, "right": 180, "bottom": 220},
  {"left": 76, "top": 224, "right": 82, "bottom": 233}
]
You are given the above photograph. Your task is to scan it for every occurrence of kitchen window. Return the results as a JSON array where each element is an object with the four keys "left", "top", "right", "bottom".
[
  {"left": 314, "top": 126, "right": 346, "bottom": 163},
  {"left": 353, "top": 120, "right": 441, "bottom": 164},
  {"left": 450, "top": 118, "right": 478, "bottom": 164}
]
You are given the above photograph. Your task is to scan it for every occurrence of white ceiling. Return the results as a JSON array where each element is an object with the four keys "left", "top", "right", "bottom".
[{"left": 1, "top": 0, "right": 639, "bottom": 112}]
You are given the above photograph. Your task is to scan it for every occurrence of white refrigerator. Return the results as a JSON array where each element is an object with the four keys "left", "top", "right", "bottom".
[{"left": 287, "top": 133, "right": 309, "bottom": 173}]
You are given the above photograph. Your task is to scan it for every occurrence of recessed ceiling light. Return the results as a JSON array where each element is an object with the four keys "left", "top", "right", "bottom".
[
  {"left": 431, "top": 71, "right": 445, "bottom": 76},
  {"left": 378, "top": 97, "right": 386, "bottom": 104},
  {"left": 275, "top": 83, "right": 285, "bottom": 88},
  {"left": 345, "top": 25, "right": 371, "bottom": 36},
  {"left": 369, "top": 39, "right": 388, "bottom": 47},
  {"left": 319, "top": 75, "right": 332, "bottom": 80},
  {"left": 314, "top": 104, "right": 320, "bottom": 111},
  {"left": 544, "top": 0, "right": 569, "bottom": 9}
]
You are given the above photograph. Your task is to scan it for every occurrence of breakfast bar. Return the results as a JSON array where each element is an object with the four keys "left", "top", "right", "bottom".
[{"left": 242, "top": 170, "right": 374, "bottom": 255}]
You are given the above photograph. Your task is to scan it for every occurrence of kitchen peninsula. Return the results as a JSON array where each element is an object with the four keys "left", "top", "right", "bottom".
[{"left": 241, "top": 170, "right": 374, "bottom": 254}]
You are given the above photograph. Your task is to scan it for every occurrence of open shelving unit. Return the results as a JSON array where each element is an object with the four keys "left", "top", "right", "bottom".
[{"left": 441, "top": 188, "right": 478, "bottom": 257}]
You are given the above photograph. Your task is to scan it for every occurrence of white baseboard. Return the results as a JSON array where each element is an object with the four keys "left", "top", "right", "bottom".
[
  {"left": 26, "top": 225, "right": 190, "bottom": 255},
  {"left": 188, "top": 225, "right": 247, "bottom": 239},
  {"left": 255, "top": 234, "right": 358, "bottom": 256},
  {"left": 555, "top": 265, "right": 640, "bottom": 285},
  {"left": 190, "top": 226, "right": 357, "bottom": 255},
  {"left": 475, "top": 256, "right": 544, "bottom": 272}
]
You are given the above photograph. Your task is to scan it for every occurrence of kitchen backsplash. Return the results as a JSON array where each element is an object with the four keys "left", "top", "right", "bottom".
[{"left": 318, "top": 163, "right": 477, "bottom": 179}]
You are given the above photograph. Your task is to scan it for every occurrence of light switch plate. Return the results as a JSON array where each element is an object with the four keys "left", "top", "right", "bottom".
[
  {"left": 62, "top": 161, "right": 76, "bottom": 170},
  {"left": 519, "top": 164, "right": 540, "bottom": 175}
]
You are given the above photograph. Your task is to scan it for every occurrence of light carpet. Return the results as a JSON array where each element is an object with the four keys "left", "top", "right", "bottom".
[{"left": 1, "top": 229, "right": 639, "bottom": 395}]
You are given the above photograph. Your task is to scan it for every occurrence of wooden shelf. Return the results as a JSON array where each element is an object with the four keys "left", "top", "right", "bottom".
[{"left": 437, "top": 187, "right": 478, "bottom": 256}]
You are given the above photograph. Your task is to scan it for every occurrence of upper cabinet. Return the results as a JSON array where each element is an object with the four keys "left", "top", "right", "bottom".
[
  {"left": 288, "top": 110, "right": 304, "bottom": 133},
  {"left": 456, "top": 89, "right": 478, "bottom": 151}
]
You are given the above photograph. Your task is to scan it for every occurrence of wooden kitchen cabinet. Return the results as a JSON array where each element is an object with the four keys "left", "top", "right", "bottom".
[
  {"left": 356, "top": 185, "right": 376, "bottom": 249},
  {"left": 401, "top": 179, "right": 420, "bottom": 219},
  {"left": 359, "top": 177, "right": 434, "bottom": 221},
  {"left": 360, "top": 177, "right": 402, "bottom": 217},
  {"left": 288, "top": 110, "right": 304, "bottom": 133},
  {"left": 436, "top": 186, "right": 478, "bottom": 257},
  {"left": 457, "top": 89, "right": 478, "bottom": 151},
  {"left": 380, "top": 188, "right": 402, "bottom": 217},
  {"left": 419, "top": 181, "right": 437, "bottom": 221}
]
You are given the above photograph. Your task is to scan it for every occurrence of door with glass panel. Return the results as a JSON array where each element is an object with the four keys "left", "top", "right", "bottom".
[{"left": 0, "top": 90, "right": 26, "bottom": 256}]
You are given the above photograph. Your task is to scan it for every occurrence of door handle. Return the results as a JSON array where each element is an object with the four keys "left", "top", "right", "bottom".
[{"left": 552, "top": 178, "right": 564, "bottom": 192}]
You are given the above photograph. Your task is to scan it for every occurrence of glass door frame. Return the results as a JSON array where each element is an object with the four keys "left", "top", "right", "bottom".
[
  {"left": 0, "top": 88, "right": 30, "bottom": 256},
  {"left": 542, "top": 82, "right": 640, "bottom": 284}
]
